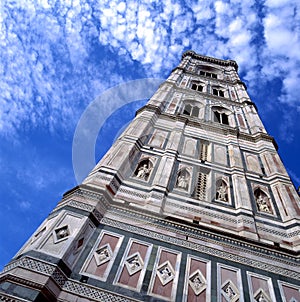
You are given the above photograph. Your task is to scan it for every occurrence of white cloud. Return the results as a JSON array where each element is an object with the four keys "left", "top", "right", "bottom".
[{"left": 0, "top": 0, "right": 299, "bottom": 141}]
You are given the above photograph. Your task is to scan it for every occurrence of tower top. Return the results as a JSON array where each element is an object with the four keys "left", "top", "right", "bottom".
[{"left": 182, "top": 50, "right": 238, "bottom": 71}]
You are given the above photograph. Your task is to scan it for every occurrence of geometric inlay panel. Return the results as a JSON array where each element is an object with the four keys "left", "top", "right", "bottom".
[
  {"left": 94, "top": 243, "right": 113, "bottom": 266},
  {"left": 125, "top": 252, "right": 144, "bottom": 276},
  {"left": 254, "top": 289, "right": 271, "bottom": 302},
  {"left": 183, "top": 255, "right": 211, "bottom": 302},
  {"left": 188, "top": 269, "right": 206, "bottom": 295},
  {"left": 148, "top": 247, "right": 182, "bottom": 302},
  {"left": 218, "top": 264, "right": 244, "bottom": 302},
  {"left": 278, "top": 281, "right": 300, "bottom": 302},
  {"left": 113, "top": 238, "right": 152, "bottom": 292},
  {"left": 80, "top": 230, "right": 124, "bottom": 282},
  {"left": 247, "top": 272, "right": 276, "bottom": 302},
  {"left": 157, "top": 260, "right": 175, "bottom": 286},
  {"left": 53, "top": 225, "right": 70, "bottom": 243},
  {"left": 221, "top": 280, "right": 240, "bottom": 302}
]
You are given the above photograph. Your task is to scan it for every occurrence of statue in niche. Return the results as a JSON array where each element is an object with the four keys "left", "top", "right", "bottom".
[
  {"left": 135, "top": 160, "right": 152, "bottom": 181},
  {"left": 216, "top": 180, "right": 228, "bottom": 202},
  {"left": 256, "top": 192, "right": 271, "bottom": 213},
  {"left": 176, "top": 169, "right": 190, "bottom": 190}
]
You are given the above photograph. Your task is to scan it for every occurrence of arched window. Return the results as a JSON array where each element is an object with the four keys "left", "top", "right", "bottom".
[
  {"left": 196, "top": 64, "right": 220, "bottom": 79},
  {"left": 212, "top": 87, "right": 224, "bottom": 97},
  {"left": 212, "top": 106, "right": 230, "bottom": 125},
  {"left": 199, "top": 70, "right": 217, "bottom": 79},
  {"left": 191, "top": 81, "right": 204, "bottom": 92},
  {"left": 182, "top": 101, "right": 203, "bottom": 119},
  {"left": 183, "top": 104, "right": 192, "bottom": 115}
]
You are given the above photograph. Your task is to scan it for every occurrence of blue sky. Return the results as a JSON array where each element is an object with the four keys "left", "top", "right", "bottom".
[{"left": 0, "top": 0, "right": 300, "bottom": 270}]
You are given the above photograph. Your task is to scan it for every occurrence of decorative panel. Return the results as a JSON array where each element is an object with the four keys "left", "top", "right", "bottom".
[
  {"left": 149, "top": 129, "right": 168, "bottom": 148},
  {"left": 278, "top": 281, "right": 300, "bottom": 302},
  {"left": 244, "top": 152, "right": 262, "bottom": 174},
  {"left": 217, "top": 263, "right": 244, "bottom": 302},
  {"left": 247, "top": 271, "right": 276, "bottom": 302},
  {"left": 214, "top": 145, "right": 227, "bottom": 166},
  {"left": 183, "top": 255, "right": 211, "bottom": 302},
  {"left": 183, "top": 138, "right": 197, "bottom": 157},
  {"left": 114, "top": 238, "right": 152, "bottom": 292},
  {"left": 148, "top": 246, "right": 182, "bottom": 301},
  {"left": 39, "top": 212, "right": 86, "bottom": 257},
  {"left": 80, "top": 230, "right": 124, "bottom": 281}
]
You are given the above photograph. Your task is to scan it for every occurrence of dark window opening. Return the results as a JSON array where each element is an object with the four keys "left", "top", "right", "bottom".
[{"left": 213, "top": 111, "right": 229, "bottom": 125}]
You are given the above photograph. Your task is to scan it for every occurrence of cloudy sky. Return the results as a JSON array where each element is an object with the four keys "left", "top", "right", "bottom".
[{"left": 0, "top": 0, "right": 299, "bottom": 270}]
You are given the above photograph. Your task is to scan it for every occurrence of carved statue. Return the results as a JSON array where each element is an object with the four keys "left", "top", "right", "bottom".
[
  {"left": 256, "top": 193, "right": 271, "bottom": 213},
  {"left": 136, "top": 163, "right": 152, "bottom": 180},
  {"left": 177, "top": 174, "right": 189, "bottom": 189},
  {"left": 216, "top": 181, "right": 228, "bottom": 202}
]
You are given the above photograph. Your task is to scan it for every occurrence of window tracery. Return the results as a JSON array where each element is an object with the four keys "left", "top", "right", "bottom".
[
  {"left": 191, "top": 81, "right": 204, "bottom": 92},
  {"left": 212, "top": 106, "right": 231, "bottom": 125}
]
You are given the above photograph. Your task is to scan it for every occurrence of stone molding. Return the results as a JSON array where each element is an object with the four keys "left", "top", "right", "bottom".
[{"left": 101, "top": 217, "right": 299, "bottom": 279}]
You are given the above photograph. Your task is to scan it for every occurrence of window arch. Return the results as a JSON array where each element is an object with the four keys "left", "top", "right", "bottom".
[
  {"left": 182, "top": 101, "right": 203, "bottom": 119},
  {"left": 212, "top": 106, "right": 231, "bottom": 125},
  {"left": 196, "top": 65, "right": 220, "bottom": 79},
  {"left": 212, "top": 85, "right": 226, "bottom": 98},
  {"left": 191, "top": 81, "right": 204, "bottom": 92}
]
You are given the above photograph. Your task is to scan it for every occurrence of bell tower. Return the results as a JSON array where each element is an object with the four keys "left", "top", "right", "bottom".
[{"left": 1, "top": 51, "right": 299, "bottom": 302}]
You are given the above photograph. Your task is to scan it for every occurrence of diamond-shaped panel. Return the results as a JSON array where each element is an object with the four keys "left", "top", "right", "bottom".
[
  {"left": 221, "top": 280, "right": 240, "bottom": 302},
  {"left": 254, "top": 289, "right": 271, "bottom": 302},
  {"left": 53, "top": 225, "right": 70, "bottom": 243},
  {"left": 125, "top": 252, "right": 144, "bottom": 276},
  {"left": 156, "top": 261, "right": 175, "bottom": 286},
  {"left": 188, "top": 269, "right": 206, "bottom": 295},
  {"left": 94, "top": 243, "right": 113, "bottom": 266}
]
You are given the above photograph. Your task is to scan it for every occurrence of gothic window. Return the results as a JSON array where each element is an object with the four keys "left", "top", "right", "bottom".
[
  {"left": 212, "top": 107, "right": 231, "bottom": 126},
  {"left": 214, "top": 111, "right": 229, "bottom": 125},
  {"left": 254, "top": 188, "right": 272, "bottom": 214},
  {"left": 199, "top": 70, "right": 217, "bottom": 79},
  {"left": 135, "top": 159, "right": 153, "bottom": 181},
  {"left": 212, "top": 87, "right": 225, "bottom": 97},
  {"left": 183, "top": 104, "right": 192, "bottom": 115},
  {"left": 191, "top": 81, "right": 204, "bottom": 92},
  {"left": 176, "top": 169, "right": 190, "bottom": 191},
  {"left": 215, "top": 179, "right": 229, "bottom": 202},
  {"left": 183, "top": 103, "right": 201, "bottom": 118},
  {"left": 191, "top": 106, "right": 199, "bottom": 117}
]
